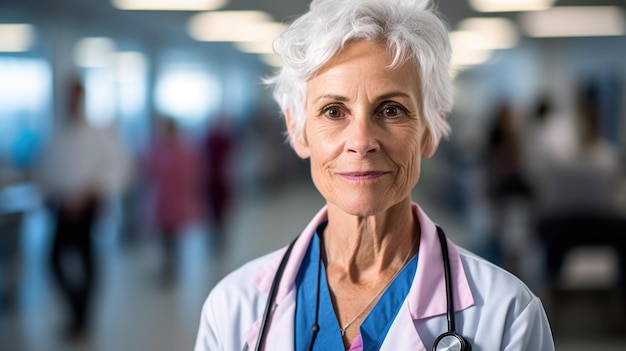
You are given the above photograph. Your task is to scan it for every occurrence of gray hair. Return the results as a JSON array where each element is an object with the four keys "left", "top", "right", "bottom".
[{"left": 266, "top": 0, "right": 453, "bottom": 145}]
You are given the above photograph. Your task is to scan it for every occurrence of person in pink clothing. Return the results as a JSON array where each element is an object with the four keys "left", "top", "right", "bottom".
[
  {"left": 202, "top": 115, "right": 234, "bottom": 252},
  {"left": 145, "top": 117, "right": 203, "bottom": 284}
]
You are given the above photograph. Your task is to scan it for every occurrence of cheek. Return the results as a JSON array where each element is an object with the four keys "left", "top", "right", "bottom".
[
  {"left": 390, "top": 134, "right": 423, "bottom": 186},
  {"left": 305, "top": 123, "right": 342, "bottom": 160},
  {"left": 404, "top": 144, "right": 422, "bottom": 176},
  {"left": 309, "top": 143, "right": 338, "bottom": 179},
  {"left": 306, "top": 131, "right": 333, "bottom": 176}
]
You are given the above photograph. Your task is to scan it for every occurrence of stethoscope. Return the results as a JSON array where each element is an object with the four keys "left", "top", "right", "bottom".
[{"left": 251, "top": 226, "right": 472, "bottom": 351}]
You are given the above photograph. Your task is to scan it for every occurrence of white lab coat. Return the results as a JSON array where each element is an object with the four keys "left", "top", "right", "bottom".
[{"left": 195, "top": 203, "right": 554, "bottom": 351}]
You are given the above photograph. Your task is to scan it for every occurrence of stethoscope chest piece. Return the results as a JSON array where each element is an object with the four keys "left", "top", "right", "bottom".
[{"left": 433, "top": 331, "right": 471, "bottom": 351}]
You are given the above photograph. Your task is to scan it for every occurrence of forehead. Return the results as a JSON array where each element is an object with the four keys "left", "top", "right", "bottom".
[{"left": 307, "top": 40, "right": 420, "bottom": 95}]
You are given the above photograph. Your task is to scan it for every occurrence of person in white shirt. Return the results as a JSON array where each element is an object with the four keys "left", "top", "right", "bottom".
[{"left": 37, "top": 78, "right": 132, "bottom": 339}]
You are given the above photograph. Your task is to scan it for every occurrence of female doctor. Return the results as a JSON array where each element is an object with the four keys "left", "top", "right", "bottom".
[{"left": 194, "top": 0, "right": 555, "bottom": 350}]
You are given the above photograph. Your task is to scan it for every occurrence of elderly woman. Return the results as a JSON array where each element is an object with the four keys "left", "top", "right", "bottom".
[{"left": 194, "top": 0, "right": 554, "bottom": 350}]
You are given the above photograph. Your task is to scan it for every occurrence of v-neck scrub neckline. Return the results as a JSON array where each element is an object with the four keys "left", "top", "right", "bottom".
[{"left": 294, "top": 226, "right": 418, "bottom": 351}]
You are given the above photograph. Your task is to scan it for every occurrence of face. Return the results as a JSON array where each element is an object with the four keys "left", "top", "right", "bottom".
[{"left": 287, "top": 40, "right": 438, "bottom": 217}]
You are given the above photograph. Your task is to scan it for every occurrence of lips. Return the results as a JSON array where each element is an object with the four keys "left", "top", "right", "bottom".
[{"left": 339, "top": 171, "right": 388, "bottom": 181}]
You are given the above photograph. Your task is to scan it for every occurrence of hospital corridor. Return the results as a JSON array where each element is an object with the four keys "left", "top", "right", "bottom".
[
  {"left": 1, "top": 177, "right": 626, "bottom": 350},
  {"left": 2, "top": 0, "right": 626, "bottom": 350}
]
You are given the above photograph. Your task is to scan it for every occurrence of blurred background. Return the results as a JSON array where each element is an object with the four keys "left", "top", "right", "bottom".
[{"left": 0, "top": 0, "right": 625, "bottom": 350}]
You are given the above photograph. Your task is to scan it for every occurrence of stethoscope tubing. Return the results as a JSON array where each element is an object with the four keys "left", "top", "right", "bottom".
[
  {"left": 254, "top": 237, "right": 297, "bottom": 351},
  {"left": 253, "top": 226, "right": 471, "bottom": 351},
  {"left": 436, "top": 226, "right": 457, "bottom": 333},
  {"left": 433, "top": 227, "right": 471, "bottom": 351}
]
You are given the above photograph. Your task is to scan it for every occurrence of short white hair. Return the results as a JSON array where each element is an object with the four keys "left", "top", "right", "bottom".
[{"left": 266, "top": 0, "right": 453, "bottom": 145}]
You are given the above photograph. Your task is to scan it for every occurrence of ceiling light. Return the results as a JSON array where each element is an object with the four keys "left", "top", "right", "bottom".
[
  {"left": 450, "top": 31, "right": 493, "bottom": 68},
  {"left": 521, "top": 6, "right": 625, "bottom": 37},
  {"left": 457, "top": 17, "right": 519, "bottom": 49},
  {"left": 111, "top": 0, "right": 227, "bottom": 11},
  {"left": 0, "top": 24, "right": 36, "bottom": 52},
  {"left": 235, "top": 41, "right": 274, "bottom": 54},
  {"left": 469, "top": 0, "right": 556, "bottom": 13},
  {"left": 188, "top": 11, "right": 274, "bottom": 42},
  {"left": 260, "top": 54, "right": 282, "bottom": 67},
  {"left": 234, "top": 22, "right": 287, "bottom": 53}
]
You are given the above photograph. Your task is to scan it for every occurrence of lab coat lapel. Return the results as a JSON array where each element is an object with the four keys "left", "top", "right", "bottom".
[
  {"left": 381, "top": 205, "right": 474, "bottom": 351},
  {"left": 408, "top": 204, "right": 474, "bottom": 319},
  {"left": 380, "top": 303, "right": 428, "bottom": 351},
  {"left": 243, "top": 291, "right": 297, "bottom": 350}
]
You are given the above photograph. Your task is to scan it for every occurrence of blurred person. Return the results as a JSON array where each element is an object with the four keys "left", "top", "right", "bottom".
[
  {"left": 485, "top": 101, "right": 533, "bottom": 206},
  {"left": 512, "top": 94, "right": 578, "bottom": 288},
  {"left": 36, "top": 78, "right": 133, "bottom": 339},
  {"left": 538, "top": 83, "right": 626, "bottom": 290},
  {"left": 202, "top": 115, "right": 234, "bottom": 252},
  {"left": 144, "top": 117, "right": 204, "bottom": 285},
  {"left": 484, "top": 101, "right": 533, "bottom": 275},
  {"left": 524, "top": 94, "right": 577, "bottom": 178},
  {"left": 537, "top": 84, "right": 621, "bottom": 218},
  {"left": 194, "top": 1, "right": 554, "bottom": 350},
  {"left": 0, "top": 186, "right": 24, "bottom": 313},
  {"left": 576, "top": 85, "right": 619, "bottom": 175}
]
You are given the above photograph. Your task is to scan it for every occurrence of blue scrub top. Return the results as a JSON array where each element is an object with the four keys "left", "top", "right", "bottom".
[{"left": 295, "top": 225, "right": 418, "bottom": 351}]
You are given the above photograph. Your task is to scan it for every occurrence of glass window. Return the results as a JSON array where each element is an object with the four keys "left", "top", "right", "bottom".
[
  {"left": 0, "top": 56, "right": 51, "bottom": 169},
  {"left": 155, "top": 64, "right": 221, "bottom": 125}
]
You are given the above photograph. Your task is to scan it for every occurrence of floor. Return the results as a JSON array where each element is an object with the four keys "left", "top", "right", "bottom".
[{"left": 1, "top": 180, "right": 625, "bottom": 351}]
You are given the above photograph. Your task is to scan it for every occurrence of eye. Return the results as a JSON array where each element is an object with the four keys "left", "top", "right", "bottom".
[
  {"left": 379, "top": 103, "right": 407, "bottom": 119},
  {"left": 322, "top": 105, "right": 345, "bottom": 119},
  {"left": 384, "top": 106, "right": 400, "bottom": 117}
]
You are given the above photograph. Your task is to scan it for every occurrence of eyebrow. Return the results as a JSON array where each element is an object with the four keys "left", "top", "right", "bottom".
[
  {"left": 312, "top": 94, "right": 349, "bottom": 104},
  {"left": 312, "top": 91, "right": 412, "bottom": 104}
]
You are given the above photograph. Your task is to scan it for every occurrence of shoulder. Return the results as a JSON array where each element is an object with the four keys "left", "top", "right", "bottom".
[
  {"left": 196, "top": 249, "right": 283, "bottom": 350},
  {"left": 207, "top": 249, "right": 280, "bottom": 306},
  {"left": 455, "top": 246, "right": 554, "bottom": 349},
  {"left": 201, "top": 246, "right": 291, "bottom": 325},
  {"left": 457, "top": 246, "right": 538, "bottom": 311}
]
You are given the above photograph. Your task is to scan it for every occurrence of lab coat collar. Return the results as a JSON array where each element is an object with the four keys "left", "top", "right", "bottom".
[
  {"left": 408, "top": 203, "right": 474, "bottom": 319},
  {"left": 245, "top": 203, "right": 474, "bottom": 348},
  {"left": 253, "top": 206, "right": 328, "bottom": 302}
]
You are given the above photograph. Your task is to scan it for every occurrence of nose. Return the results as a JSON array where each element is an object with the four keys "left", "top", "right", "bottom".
[{"left": 344, "top": 117, "right": 380, "bottom": 156}]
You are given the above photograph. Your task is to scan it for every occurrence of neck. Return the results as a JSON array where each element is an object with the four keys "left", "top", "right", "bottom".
[{"left": 322, "top": 199, "right": 419, "bottom": 283}]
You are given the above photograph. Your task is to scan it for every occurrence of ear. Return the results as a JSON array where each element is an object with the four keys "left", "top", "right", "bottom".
[
  {"left": 421, "top": 131, "right": 440, "bottom": 159},
  {"left": 285, "top": 109, "right": 310, "bottom": 159},
  {"left": 421, "top": 112, "right": 445, "bottom": 158}
]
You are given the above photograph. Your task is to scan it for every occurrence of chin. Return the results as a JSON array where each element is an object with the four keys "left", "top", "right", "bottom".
[{"left": 333, "top": 197, "right": 395, "bottom": 217}]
